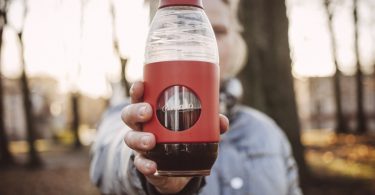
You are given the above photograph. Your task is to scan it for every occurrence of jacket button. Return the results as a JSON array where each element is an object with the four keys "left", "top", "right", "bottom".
[{"left": 230, "top": 177, "right": 243, "bottom": 189}]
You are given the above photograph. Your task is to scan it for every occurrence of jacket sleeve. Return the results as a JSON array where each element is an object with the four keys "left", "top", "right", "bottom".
[
  {"left": 89, "top": 106, "right": 147, "bottom": 195},
  {"left": 280, "top": 134, "right": 303, "bottom": 195}
]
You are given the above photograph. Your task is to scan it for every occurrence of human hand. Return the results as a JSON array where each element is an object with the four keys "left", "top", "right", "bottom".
[{"left": 122, "top": 81, "right": 229, "bottom": 194}]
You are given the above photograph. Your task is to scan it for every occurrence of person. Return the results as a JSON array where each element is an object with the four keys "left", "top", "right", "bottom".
[{"left": 90, "top": 0, "right": 302, "bottom": 194}]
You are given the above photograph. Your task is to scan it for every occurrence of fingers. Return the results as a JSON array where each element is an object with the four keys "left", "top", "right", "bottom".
[
  {"left": 121, "top": 103, "right": 152, "bottom": 131},
  {"left": 130, "top": 81, "right": 144, "bottom": 104},
  {"left": 134, "top": 153, "right": 157, "bottom": 175},
  {"left": 148, "top": 176, "right": 192, "bottom": 194},
  {"left": 124, "top": 131, "right": 156, "bottom": 152},
  {"left": 219, "top": 114, "right": 229, "bottom": 134},
  {"left": 133, "top": 154, "right": 191, "bottom": 194}
]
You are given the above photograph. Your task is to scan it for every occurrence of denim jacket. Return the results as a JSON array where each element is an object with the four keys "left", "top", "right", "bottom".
[{"left": 90, "top": 103, "right": 302, "bottom": 195}]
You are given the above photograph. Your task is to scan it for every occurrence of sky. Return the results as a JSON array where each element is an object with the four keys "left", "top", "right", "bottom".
[{"left": 1, "top": 0, "right": 374, "bottom": 98}]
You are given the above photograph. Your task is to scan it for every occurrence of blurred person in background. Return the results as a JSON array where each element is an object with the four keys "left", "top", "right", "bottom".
[{"left": 90, "top": 0, "right": 302, "bottom": 194}]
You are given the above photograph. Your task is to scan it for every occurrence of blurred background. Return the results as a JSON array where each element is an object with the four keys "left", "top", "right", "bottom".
[{"left": 0, "top": 0, "right": 374, "bottom": 194}]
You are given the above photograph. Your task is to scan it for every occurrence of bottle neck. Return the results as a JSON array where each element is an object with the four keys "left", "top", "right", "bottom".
[{"left": 158, "top": 0, "right": 203, "bottom": 9}]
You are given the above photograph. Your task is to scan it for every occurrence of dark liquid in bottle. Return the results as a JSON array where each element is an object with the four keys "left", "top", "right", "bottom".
[
  {"left": 150, "top": 108, "right": 218, "bottom": 176},
  {"left": 145, "top": 142, "right": 218, "bottom": 176}
]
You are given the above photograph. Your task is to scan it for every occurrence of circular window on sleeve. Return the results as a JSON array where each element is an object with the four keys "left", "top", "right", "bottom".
[{"left": 156, "top": 86, "right": 201, "bottom": 131}]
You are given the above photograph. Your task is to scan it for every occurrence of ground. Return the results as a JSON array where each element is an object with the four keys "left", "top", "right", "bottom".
[
  {"left": 303, "top": 131, "right": 375, "bottom": 195},
  {"left": 0, "top": 132, "right": 375, "bottom": 195},
  {"left": 0, "top": 145, "right": 99, "bottom": 195}
]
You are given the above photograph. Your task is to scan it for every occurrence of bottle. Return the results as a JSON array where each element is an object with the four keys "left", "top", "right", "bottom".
[{"left": 143, "top": 0, "right": 219, "bottom": 176}]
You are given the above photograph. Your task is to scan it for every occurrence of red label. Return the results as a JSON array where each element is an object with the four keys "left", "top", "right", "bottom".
[{"left": 143, "top": 61, "right": 219, "bottom": 143}]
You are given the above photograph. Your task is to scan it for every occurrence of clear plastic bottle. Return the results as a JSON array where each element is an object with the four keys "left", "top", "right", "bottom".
[
  {"left": 145, "top": 5, "right": 218, "bottom": 64},
  {"left": 143, "top": 0, "right": 220, "bottom": 176}
]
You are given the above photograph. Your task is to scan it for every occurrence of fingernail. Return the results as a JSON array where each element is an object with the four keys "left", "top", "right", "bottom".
[
  {"left": 225, "top": 117, "right": 230, "bottom": 130},
  {"left": 130, "top": 84, "right": 135, "bottom": 96},
  {"left": 145, "top": 161, "right": 153, "bottom": 170},
  {"left": 139, "top": 105, "right": 148, "bottom": 118},
  {"left": 141, "top": 135, "right": 150, "bottom": 148}
]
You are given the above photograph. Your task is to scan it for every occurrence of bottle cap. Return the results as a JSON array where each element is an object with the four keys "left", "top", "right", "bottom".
[{"left": 159, "top": 0, "right": 203, "bottom": 9}]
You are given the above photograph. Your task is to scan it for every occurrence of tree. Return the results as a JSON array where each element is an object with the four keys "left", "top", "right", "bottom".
[
  {"left": 148, "top": 0, "right": 158, "bottom": 22},
  {"left": 19, "top": 39, "right": 42, "bottom": 168},
  {"left": 69, "top": 0, "right": 86, "bottom": 149},
  {"left": 324, "top": 0, "right": 348, "bottom": 133},
  {"left": 110, "top": 0, "right": 130, "bottom": 96},
  {"left": 71, "top": 92, "right": 82, "bottom": 148},
  {"left": 353, "top": 0, "right": 366, "bottom": 134},
  {"left": 0, "top": 0, "right": 14, "bottom": 166},
  {"left": 238, "top": 0, "right": 309, "bottom": 187},
  {"left": 372, "top": 2, "right": 375, "bottom": 118},
  {"left": 16, "top": 0, "right": 42, "bottom": 168},
  {"left": 120, "top": 58, "right": 129, "bottom": 95}
]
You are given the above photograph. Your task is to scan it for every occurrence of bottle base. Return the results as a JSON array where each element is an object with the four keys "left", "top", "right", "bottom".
[
  {"left": 155, "top": 170, "right": 211, "bottom": 177},
  {"left": 145, "top": 142, "right": 218, "bottom": 177}
]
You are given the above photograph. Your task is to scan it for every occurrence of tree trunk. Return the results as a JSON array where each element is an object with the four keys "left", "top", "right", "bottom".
[
  {"left": 71, "top": 93, "right": 82, "bottom": 149},
  {"left": 0, "top": 14, "right": 14, "bottom": 165},
  {"left": 238, "top": 0, "right": 308, "bottom": 188},
  {"left": 149, "top": 0, "right": 158, "bottom": 22},
  {"left": 324, "top": 0, "right": 348, "bottom": 133},
  {"left": 110, "top": 1, "right": 130, "bottom": 97},
  {"left": 353, "top": 0, "right": 366, "bottom": 134},
  {"left": 19, "top": 32, "right": 42, "bottom": 168},
  {"left": 69, "top": 0, "right": 84, "bottom": 149},
  {"left": 120, "top": 58, "right": 130, "bottom": 95}
]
